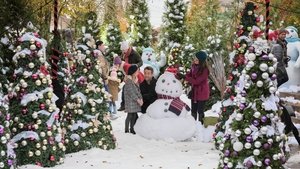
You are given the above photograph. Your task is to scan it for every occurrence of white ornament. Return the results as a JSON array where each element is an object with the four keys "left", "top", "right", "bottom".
[
  {"left": 268, "top": 67, "right": 275, "bottom": 73},
  {"left": 253, "top": 149, "right": 260, "bottom": 156},
  {"left": 260, "top": 127, "right": 268, "bottom": 134},
  {"left": 273, "top": 154, "right": 278, "bottom": 160},
  {"left": 88, "top": 74, "right": 94, "bottom": 79},
  {"left": 35, "top": 150, "right": 41, "bottom": 156},
  {"left": 262, "top": 72, "right": 269, "bottom": 79},
  {"left": 268, "top": 139, "right": 273, "bottom": 144},
  {"left": 259, "top": 63, "right": 268, "bottom": 71},
  {"left": 254, "top": 141, "right": 262, "bottom": 148},
  {"left": 268, "top": 53, "right": 274, "bottom": 60},
  {"left": 86, "top": 50, "right": 91, "bottom": 55},
  {"left": 42, "top": 146, "right": 47, "bottom": 151},
  {"left": 254, "top": 111, "right": 261, "bottom": 118},
  {"left": 248, "top": 53, "right": 256, "bottom": 61},
  {"left": 257, "top": 161, "right": 262, "bottom": 167},
  {"left": 28, "top": 151, "right": 34, "bottom": 157},
  {"left": 28, "top": 62, "right": 35, "bottom": 69},
  {"left": 235, "top": 113, "right": 243, "bottom": 121},
  {"left": 233, "top": 141, "right": 243, "bottom": 152},
  {"left": 244, "top": 128, "right": 252, "bottom": 135},
  {"left": 245, "top": 143, "right": 252, "bottom": 149},
  {"left": 248, "top": 61, "right": 255, "bottom": 68},
  {"left": 256, "top": 81, "right": 263, "bottom": 87},
  {"left": 21, "top": 140, "right": 27, "bottom": 146},
  {"left": 269, "top": 87, "right": 276, "bottom": 94},
  {"left": 30, "top": 44, "right": 36, "bottom": 50},
  {"left": 74, "top": 141, "right": 79, "bottom": 146}
]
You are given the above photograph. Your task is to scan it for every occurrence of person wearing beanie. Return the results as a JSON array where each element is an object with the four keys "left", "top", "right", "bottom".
[
  {"left": 123, "top": 64, "right": 143, "bottom": 134},
  {"left": 185, "top": 50, "right": 210, "bottom": 124},
  {"left": 271, "top": 28, "right": 289, "bottom": 87}
]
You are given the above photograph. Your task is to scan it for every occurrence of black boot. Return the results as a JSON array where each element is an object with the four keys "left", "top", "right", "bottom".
[
  {"left": 130, "top": 129, "right": 136, "bottom": 135},
  {"left": 118, "top": 106, "right": 125, "bottom": 111}
]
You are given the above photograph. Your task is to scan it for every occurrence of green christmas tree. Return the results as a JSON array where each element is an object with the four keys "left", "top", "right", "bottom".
[
  {"left": 127, "top": 0, "right": 152, "bottom": 51},
  {"left": 106, "top": 23, "right": 123, "bottom": 64},
  {"left": 83, "top": 11, "right": 100, "bottom": 40},
  {"left": 62, "top": 32, "right": 116, "bottom": 154},
  {"left": 218, "top": 38, "right": 289, "bottom": 169},
  {"left": 214, "top": 2, "right": 259, "bottom": 148},
  {"left": 0, "top": 57, "right": 14, "bottom": 169},
  {"left": 9, "top": 32, "right": 65, "bottom": 167},
  {"left": 159, "top": 0, "right": 188, "bottom": 54}
]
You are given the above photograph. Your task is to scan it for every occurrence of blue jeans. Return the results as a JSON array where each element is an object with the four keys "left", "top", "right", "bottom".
[{"left": 109, "top": 101, "right": 117, "bottom": 114}]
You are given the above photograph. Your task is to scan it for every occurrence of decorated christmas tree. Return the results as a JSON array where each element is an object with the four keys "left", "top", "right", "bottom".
[
  {"left": 9, "top": 32, "right": 65, "bottom": 167},
  {"left": 159, "top": 0, "right": 188, "bottom": 53},
  {"left": 0, "top": 58, "right": 15, "bottom": 169},
  {"left": 218, "top": 38, "right": 289, "bottom": 169},
  {"left": 127, "top": 0, "right": 151, "bottom": 51},
  {"left": 83, "top": 11, "right": 100, "bottom": 40},
  {"left": 106, "top": 23, "right": 123, "bottom": 64},
  {"left": 214, "top": 2, "right": 259, "bottom": 148},
  {"left": 62, "top": 32, "right": 116, "bottom": 154}
]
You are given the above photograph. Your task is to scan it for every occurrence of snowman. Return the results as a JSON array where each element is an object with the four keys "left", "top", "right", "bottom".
[
  {"left": 134, "top": 72, "right": 197, "bottom": 141},
  {"left": 140, "top": 47, "right": 166, "bottom": 78},
  {"left": 283, "top": 26, "right": 300, "bottom": 87}
]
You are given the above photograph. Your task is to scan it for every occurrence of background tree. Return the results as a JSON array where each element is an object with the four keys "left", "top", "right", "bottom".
[
  {"left": 159, "top": 0, "right": 188, "bottom": 54},
  {"left": 127, "top": 0, "right": 152, "bottom": 52}
]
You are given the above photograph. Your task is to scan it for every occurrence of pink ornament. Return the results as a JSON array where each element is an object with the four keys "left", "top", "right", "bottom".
[
  {"left": 40, "top": 103, "right": 45, "bottom": 110},
  {"left": 36, "top": 41, "right": 42, "bottom": 48},
  {"left": 32, "top": 74, "right": 38, "bottom": 79},
  {"left": 50, "top": 155, "right": 55, "bottom": 161}
]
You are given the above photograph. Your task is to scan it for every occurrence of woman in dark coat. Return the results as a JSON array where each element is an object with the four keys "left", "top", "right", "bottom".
[{"left": 185, "top": 51, "right": 210, "bottom": 124}]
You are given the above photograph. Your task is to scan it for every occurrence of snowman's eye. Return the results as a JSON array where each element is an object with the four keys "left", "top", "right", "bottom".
[
  {"left": 291, "top": 30, "right": 294, "bottom": 32},
  {"left": 173, "top": 80, "right": 176, "bottom": 83},
  {"left": 162, "top": 79, "right": 165, "bottom": 83}
]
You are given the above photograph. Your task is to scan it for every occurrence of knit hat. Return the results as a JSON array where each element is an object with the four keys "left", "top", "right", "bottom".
[
  {"left": 122, "top": 63, "right": 130, "bottom": 74},
  {"left": 195, "top": 51, "right": 207, "bottom": 62},
  {"left": 278, "top": 28, "right": 288, "bottom": 35},
  {"left": 120, "top": 41, "right": 130, "bottom": 51},
  {"left": 127, "top": 64, "right": 138, "bottom": 76},
  {"left": 113, "top": 56, "right": 122, "bottom": 65}
]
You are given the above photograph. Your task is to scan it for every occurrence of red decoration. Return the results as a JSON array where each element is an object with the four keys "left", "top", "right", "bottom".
[
  {"left": 230, "top": 95, "right": 235, "bottom": 101},
  {"left": 50, "top": 155, "right": 55, "bottom": 161},
  {"left": 40, "top": 65, "right": 49, "bottom": 75},
  {"left": 32, "top": 74, "right": 38, "bottom": 80},
  {"left": 40, "top": 103, "right": 45, "bottom": 110},
  {"left": 47, "top": 126, "right": 52, "bottom": 130},
  {"left": 22, "top": 108, "right": 28, "bottom": 115},
  {"left": 36, "top": 41, "right": 42, "bottom": 48},
  {"left": 54, "top": 114, "right": 59, "bottom": 120}
]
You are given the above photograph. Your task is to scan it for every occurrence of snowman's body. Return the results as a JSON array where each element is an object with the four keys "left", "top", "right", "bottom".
[
  {"left": 140, "top": 47, "right": 166, "bottom": 78},
  {"left": 147, "top": 99, "right": 189, "bottom": 119},
  {"left": 283, "top": 26, "right": 300, "bottom": 87},
  {"left": 134, "top": 72, "right": 196, "bottom": 141}
]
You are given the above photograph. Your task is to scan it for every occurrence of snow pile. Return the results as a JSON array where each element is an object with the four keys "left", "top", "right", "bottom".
[{"left": 279, "top": 85, "right": 300, "bottom": 93}]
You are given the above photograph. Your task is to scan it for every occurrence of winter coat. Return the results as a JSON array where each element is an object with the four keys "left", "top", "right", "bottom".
[
  {"left": 107, "top": 77, "right": 120, "bottom": 102},
  {"left": 271, "top": 40, "right": 289, "bottom": 86},
  {"left": 123, "top": 48, "right": 143, "bottom": 67},
  {"left": 185, "top": 64, "right": 210, "bottom": 101},
  {"left": 124, "top": 77, "right": 142, "bottom": 113},
  {"left": 140, "top": 78, "right": 157, "bottom": 113}
]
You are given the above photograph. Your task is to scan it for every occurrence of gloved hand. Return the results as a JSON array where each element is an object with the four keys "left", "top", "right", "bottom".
[{"left": 284, "top": 56, "right": 291, "bottom": 67}]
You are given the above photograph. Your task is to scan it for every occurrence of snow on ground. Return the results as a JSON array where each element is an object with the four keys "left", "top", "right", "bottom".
[
  {"left": 279, "top": 85, "right": 300, "bottom": 93},
  {"left": 18, "top": 94, "right": 300, "bottom": 169},
  {"left": 20, "top": 94, "right": 220, "bottom": 169}
]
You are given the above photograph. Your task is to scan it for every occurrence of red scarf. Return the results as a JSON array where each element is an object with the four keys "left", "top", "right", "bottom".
[{"left": 157, "top": 94, "right": 190, "bottom": 116}]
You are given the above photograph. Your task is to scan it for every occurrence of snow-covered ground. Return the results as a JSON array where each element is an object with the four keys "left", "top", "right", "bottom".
[
  {"left": 18, "top": 94, "right": 300, "bottom": 169},
  {"left": 20, "top": 94, "right": 220, "bottom": 169}
]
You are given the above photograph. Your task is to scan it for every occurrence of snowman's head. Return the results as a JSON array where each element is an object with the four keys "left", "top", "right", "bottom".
[
  {"left": 155, "top": 72, "right": 183, "bottom": 97},
  {"left": 142, "top": 47, "right": 156, "bottom": 63},
  {"left": 285, "top": 26, "right": 298, "bottom": 39}
]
